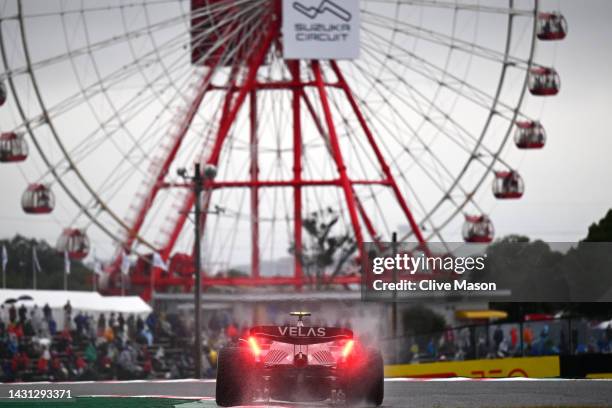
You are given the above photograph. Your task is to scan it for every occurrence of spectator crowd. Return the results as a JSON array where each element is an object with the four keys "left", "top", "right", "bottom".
[
  {"left": 396, "top": 318, "right": 612, "bottom": 364},
  {"left": 0, "top": 301, "right": 203, "bottom": 382}
]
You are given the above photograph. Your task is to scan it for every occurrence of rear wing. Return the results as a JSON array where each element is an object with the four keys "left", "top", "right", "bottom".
[{"left": 250, "top": 325, "right": 353, "bottom": 345}]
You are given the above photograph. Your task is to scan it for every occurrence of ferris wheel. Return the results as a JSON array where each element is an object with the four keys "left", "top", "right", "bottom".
[{"left": 0, "top": 0, "right": 566, "bottom": 296}]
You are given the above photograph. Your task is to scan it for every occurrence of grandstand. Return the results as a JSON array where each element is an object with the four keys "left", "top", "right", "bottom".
[{"left": 0, "top": 289, "right": 203, "bottom": 382}]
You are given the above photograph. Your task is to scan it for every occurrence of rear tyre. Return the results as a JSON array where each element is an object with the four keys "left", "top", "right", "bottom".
[
  {"left": 346, "top": 348, "right": 384, "bottom": 407},
  {"left": 215, "top": 347, "right": 255, "bottom": 407}
]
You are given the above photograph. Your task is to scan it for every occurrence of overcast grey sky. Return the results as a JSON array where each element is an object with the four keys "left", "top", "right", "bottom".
[
  {"left": 0, "top": 0, "right": 611, "bottom": 264},
  {"left": 491, "top": 0, "right": 612, "bottom": 242}
]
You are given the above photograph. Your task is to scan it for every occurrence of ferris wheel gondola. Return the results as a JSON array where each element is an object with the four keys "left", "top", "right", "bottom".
[
  {"left": 0, "top": 131, "right": 28, "bottom": 162},
  {"left": 515, "top": 121, "right": 546, "bottom": 149},
  {"left": 537, "top": 12, "right": 568, "bottom": 41},
  {"left": 21, "top": 183, "right": 55, "bottom": 214}
]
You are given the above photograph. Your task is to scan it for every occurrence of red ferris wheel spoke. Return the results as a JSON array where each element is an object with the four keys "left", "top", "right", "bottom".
[
  {"left": 289, "top": 62, "right": 383, "bottom": 250},
  {"left": 159, "top": 13, "right": 278, "bottom": 263},
  {"left": 330, "top": 61, "right": 428, "bottom": 249},
  {"left": 108, "top": 64, "right": 217, "bottom": 271},
  {"left": 311, "top": 60, "right": 366, "bottom": 263}
]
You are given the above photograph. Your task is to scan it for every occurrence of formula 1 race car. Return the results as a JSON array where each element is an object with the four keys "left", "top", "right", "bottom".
[{"left": 216, "top": 312, "right": 384, "bottom": 407}]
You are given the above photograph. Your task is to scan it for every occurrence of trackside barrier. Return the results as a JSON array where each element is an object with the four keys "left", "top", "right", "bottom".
[
  {"left": 385, "top": 354, "right": 612, "bottom": 378},
  {"left": 384, "top": 356, "right": 560, "bottom": 378}
]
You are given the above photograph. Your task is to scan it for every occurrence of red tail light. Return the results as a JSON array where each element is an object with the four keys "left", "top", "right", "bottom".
[
  {"left": 342, "top": 339, "right": 355, "bottom": 358},
  {"left": 248, "top": 336, "right": 261, "bottom": 357}
]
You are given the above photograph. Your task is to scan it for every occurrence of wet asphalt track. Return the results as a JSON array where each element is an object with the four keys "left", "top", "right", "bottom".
[{"left": 1, "top": 379, "right": 612, "bottom": 407}]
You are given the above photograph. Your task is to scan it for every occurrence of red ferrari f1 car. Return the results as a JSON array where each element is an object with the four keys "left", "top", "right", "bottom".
[{"left": 216, "top": 312, "right": 384, "bottom": 407}]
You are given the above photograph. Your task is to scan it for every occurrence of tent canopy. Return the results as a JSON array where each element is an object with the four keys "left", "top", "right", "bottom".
[{"left": 0, "top": 289, "right": 151, "bottom": 315}]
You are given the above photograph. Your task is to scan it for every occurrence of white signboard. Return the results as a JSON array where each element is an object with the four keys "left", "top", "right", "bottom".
[{"left": 282, "top": 0, "right": 360, "bottom": 60}]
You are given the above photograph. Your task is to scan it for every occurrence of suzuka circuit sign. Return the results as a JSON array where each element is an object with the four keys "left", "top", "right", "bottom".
[{"left": 282, "top": 0, "right": 361, "bottom": 60}]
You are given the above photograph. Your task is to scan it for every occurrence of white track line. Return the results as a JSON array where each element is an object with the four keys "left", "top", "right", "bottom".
[
  {"left": 82, "top": 395, "right": 214, "bottom": 400},
  {"left": 6, "top": 377, "right": 612, "bottom": 385},
  {"left": 83, "top": 396, "right": 287, "bottom": 407}
]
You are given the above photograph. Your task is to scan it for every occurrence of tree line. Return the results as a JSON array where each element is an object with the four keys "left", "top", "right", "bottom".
[{"left": 0, "top": 235, "right": 93, "bottom": 290}]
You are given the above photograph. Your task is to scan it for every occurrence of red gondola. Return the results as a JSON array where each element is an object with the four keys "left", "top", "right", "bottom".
[
  {"left": 493, "top": 170, "right": 524, "bottom": 199},
  {"left": 57, "top": 228, "right": 90, "bottom": 260},
  {"left": 537, "top": 12, "right": 567, "bottom": 41},
  {"left": 529, "top": 67, "right": 560, "bottom": 96},
  {"left": 21, "top": 184, "right": 55, "bottom": 214},
  {"left": 0, "top": 81, "right": 6, "bottom": 106},
  {"left": 463, "top": 215, "right": 494, "bottom": 243},
  {"left": 515, "top": 121, "right": 546, "bottom": 149},
  {"left": 0, "top": 132, "right": 28, "bottom": 162}
]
